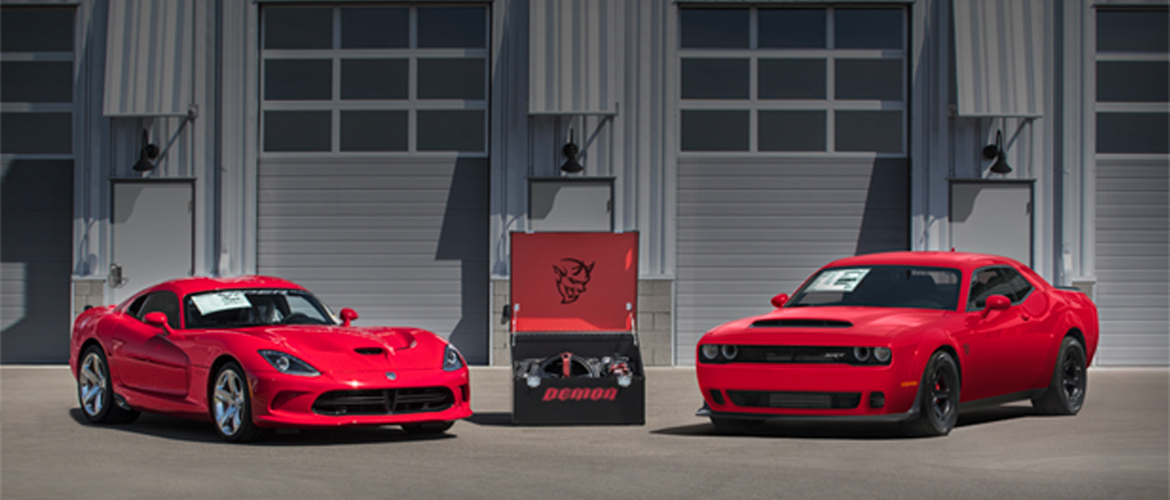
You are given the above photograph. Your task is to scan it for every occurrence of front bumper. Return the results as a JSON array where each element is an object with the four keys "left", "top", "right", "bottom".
[
  {"left": 696, "top": 361, "right": 922, "bottom": 419},
  {"left": 248, "top": 368, "right": 471, "bottom": 428}
]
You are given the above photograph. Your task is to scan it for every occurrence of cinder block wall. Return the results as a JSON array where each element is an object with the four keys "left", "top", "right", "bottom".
[
  {"left": 73, "top": 279, "right": 106, "bottom": 319},
  {"left": 491, "top": 279, "right": 674, "bottom": 366}
]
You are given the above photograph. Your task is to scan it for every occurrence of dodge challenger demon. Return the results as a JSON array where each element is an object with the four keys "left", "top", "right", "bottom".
[
  {"left": 70, "top": 276, "right": 471, "bottom": 442},
  {"left": 695, "top": 251, "right": 1098, "bottom": 436}
]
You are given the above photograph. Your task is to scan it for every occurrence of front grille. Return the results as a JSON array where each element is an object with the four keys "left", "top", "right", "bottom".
[
  {"left": 727, "top": 390, "right": 861, "bottom": 409},
  {"left": 736, "top": 346, "right": 856, "bottom": 364},
  {"left": 312, "top": 387, "right": 454, "bottom": 416}
]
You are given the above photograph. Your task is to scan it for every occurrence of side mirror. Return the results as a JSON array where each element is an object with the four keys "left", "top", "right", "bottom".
[
  {"left": 981, "top": 295, "right": 1011, "bottom": 317},
  {"left": 143, "top": 311, "right": 174, "bottom": 335},
  {"left": 340, "top": 308, "right": 359, "bottom": 327},
  {"left": 771, "top": 293, "right": 789, "bottom": 308}
]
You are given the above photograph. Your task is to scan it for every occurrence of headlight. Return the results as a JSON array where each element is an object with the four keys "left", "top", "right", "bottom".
[
  {"left": 443, "top": 344, "right": 464, "bottom": 371},
  {"left": 259, "top": 350, "right": 320, "bottom": 377},
  {"left": 700, "top": 345, "right": 720, "bottom": 360},
  {"left": 853, "top": 347, "right": 871, "bottom": 362},
  {"left": 720, "top": 345, "right": 738, "bottom": 360},
  {"left": 874, "top": 347, "right": 892, "bottom": 363}
]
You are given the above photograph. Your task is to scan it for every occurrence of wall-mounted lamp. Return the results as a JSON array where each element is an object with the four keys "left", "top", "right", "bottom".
[
  {"left": 133, "top": 129, "right": 160, "bottom": 172},
  {"left": 982, "top": 129, "right": 1012, "bottom": 175},
  {"left": 560, "top": 130, "right": 583, "bottom": 174}
]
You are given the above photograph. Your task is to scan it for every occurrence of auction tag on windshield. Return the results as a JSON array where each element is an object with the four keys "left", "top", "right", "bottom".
[
  {"left": 807, "top": 268, "right": 871, "bottom": 292},
  {"left": 191, "top": 291, "right": 252, "bottom": 315}
]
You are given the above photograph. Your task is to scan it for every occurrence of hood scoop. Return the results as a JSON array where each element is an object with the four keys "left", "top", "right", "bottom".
[
  {"left": 751, "top": 319, "right": 853, "bottom": 328},
  {"left": 354, "top": 347, "right": 385, "bottom": 355}
]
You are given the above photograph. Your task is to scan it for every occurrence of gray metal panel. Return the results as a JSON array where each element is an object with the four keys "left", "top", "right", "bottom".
[
  {"left": 103, "top": 0, "right": 194, "bottom": 117},
  {"left": 1094, "top": 158, "right": 1169, "bottom": 366},
  {"left": 1, "top": 160, "right": 73, "bottom": 363},
  {"left": 675, "top": 157, "right": 909, "bottom": 364},
  {"left": 950, "top": 181, "right": 1032, "bottom": 264},
  {"left": 257, "top": 157, "right": 489, "bottom": 363},
  {"left": 528, "top": 0, "right": 616, "bottom": 114},
  {"left": 953, "top": 0, "right": 1045, "bottom": 117}
]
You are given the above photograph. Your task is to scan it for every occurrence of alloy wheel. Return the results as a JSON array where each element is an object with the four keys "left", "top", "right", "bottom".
[
  {"left": 213, "top": 369, "right": 246, "bottom": 437},
  {"left": 79, "top": 352, "right": 107, "bottom": 417}
]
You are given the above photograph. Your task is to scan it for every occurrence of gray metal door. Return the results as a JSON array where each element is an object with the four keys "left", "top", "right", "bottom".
[
  {"left": 949, "top": 180, "right": 1033, "bottom": 265},
  {"left": 110, "top": 180, "right": 194, "bottom": 304}
]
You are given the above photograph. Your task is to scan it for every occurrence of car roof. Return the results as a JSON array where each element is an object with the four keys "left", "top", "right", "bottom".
[{"left": 823, "top": 251, "right": 1019, "bottom": 271}]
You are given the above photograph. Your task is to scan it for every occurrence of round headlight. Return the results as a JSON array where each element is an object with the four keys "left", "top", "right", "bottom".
[
  {"left": 874, "top": 347, "right": 892, "bottom": 363},
  {"left": 700, "top": 345, "right": 720, "bottom": 360},
  {"left": 274, "top": 356, "right": 291, "bottom": 372},
  {"left": 853, "top": 347, "right": 871, "bottom": 362},
  {"left": 720, "top": 345, "right": 738, "bottom": 360}
]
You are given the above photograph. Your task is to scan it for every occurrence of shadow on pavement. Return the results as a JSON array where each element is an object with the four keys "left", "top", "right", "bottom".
[
  {"left": 68, "top": 408, "right": 458, "bottom": 446},
  {"left": 654, "top": 403, "right": 1039, "bottom": 440},
  {"left": 466, "top": 411, "right": 513, "bottom": 426}
]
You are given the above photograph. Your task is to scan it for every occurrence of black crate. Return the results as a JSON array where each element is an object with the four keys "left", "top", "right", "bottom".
[{"left": 511, "top": 332, "right": 645, "bottom": 425}]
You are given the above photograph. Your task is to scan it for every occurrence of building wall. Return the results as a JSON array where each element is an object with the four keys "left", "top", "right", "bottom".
[{"left": 0, "top": 0, "right": 1165, "bottom": 366}]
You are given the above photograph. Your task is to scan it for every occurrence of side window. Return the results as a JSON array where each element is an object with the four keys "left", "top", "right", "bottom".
[
  {"left": 998, "top": 267, "right": 1034, "bottom": 303},
  {"left": 125, "top": 295, "right": 149, "bottom": 318},
  {"left": 968, "top": 268, "right": 1012, "bottom": 310},
  {"left": 138, "top": 292, "right": 181, "bottom": 329}
]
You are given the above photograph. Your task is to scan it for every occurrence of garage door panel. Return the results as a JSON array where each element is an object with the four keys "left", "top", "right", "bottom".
[
  {"left": 258, "top": 157, "right": 488, "bottom": 363},
  {"left": 1095, "top": 157, "right": 1169, "bottom": 365},
  {"left": 676, "top": 158, "right": 908, "bottom": 364}
]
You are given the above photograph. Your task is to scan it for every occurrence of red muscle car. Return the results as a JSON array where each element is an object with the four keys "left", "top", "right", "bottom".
[
  {"left": 70, "top": 276, "right": 471, "bottom": 442},
  {"left": 695, "top": 251, "right": 1098, "bottom": 436}
]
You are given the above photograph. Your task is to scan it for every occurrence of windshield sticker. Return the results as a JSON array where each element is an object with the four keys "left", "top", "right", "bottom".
[
  {"left": 808, "top": 268, "right": 871, "bottom": 292},
  {"left": 191, "top": 291, "right": 252, "bottom": 315}
]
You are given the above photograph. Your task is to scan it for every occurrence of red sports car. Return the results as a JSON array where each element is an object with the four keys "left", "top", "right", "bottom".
[
  {"left": 70, "top": 276, "right": 471, "bottom": 442},
  {"left": 695, "top": 251, "right": 1098, "bottom": 436}
]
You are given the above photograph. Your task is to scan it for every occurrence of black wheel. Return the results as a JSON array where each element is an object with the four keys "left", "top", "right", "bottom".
[
  {"left": 903, "top": 350, "right": 960, "bottom": 437},
  {"left": 77, "top": 345, "right": 140, "bottom": 424},
  {"left": 710, "top": 417, "right": 765, "bottom": 434},
  {"left": 401, "top": 421, "right": 455, "bottom": 435},
  {"left": 1032, "top": 336, "right": 1087, "bottom": 415},
  {"left": 210, "top": 361, "right": 269, "bottom": 443}
]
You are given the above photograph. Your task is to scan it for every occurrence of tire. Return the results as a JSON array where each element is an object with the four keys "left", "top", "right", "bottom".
[
  {"left": 902, "top": 350, "right": 960, "bottom": 437},
  {"left": 210, "top": 361, "right": 269, "bottom": 443},
  {"left": 710, "top": 417, "right": 765, "bottom": 434},
  {"left": 401, "top": 421, "right": 455, "bottom": 435},
  {"left": 1032, "top": 336, "right": 1087, "bottom": 415},
  {"left": 77, "top": 345, "right": 140, "bottom": 424}
]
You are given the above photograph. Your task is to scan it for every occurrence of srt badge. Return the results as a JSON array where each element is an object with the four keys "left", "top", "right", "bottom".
[{"left": 553, "top": 258, "right": 594, "bottom": 304}]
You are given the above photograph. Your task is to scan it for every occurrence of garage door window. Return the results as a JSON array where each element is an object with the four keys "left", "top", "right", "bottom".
[
  {"left": 0, "top": 6, "right": 74, "bottom": 155},
  {"left": 261, "top": 5, "right": 488, "bottom": 154},
  {"left": 679, "top": 6, "right": 906, "bottom": 154},
  {"left": 1095, "top": 8, "right": 1169, "bottom": 154}
]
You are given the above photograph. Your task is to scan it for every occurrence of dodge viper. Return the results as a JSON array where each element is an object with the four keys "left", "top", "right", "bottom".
[
  {"left": 70, "top": 276, "right": 471, "bottom": 442},
  {"left": 695, "top": 251, "right": 1099, "bottom": 436}
]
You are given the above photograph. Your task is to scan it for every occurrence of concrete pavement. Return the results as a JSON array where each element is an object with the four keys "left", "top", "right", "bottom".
[{"left": 1, "top": 366, "right": 1166, "bottom": 499}]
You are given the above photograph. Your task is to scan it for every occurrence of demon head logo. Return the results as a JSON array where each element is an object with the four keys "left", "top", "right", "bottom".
[{"left": 553, "top": 258, "right": 594, "bottom": 304}]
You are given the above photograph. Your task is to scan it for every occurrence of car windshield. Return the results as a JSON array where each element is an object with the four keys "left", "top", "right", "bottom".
[
  {"left": 787, "top": 266, "right": 962, "bottom": 311},
  {"left": 183, "top": 289, "right": 336, "bottom": 328}
]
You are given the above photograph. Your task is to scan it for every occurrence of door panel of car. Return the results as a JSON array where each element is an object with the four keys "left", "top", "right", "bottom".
[
  {"left": 111, "top": 291, "right": 190, "bottom": 397},
  {"left": 958, "top": 267, "right": 1038, "bottom": 400}
]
